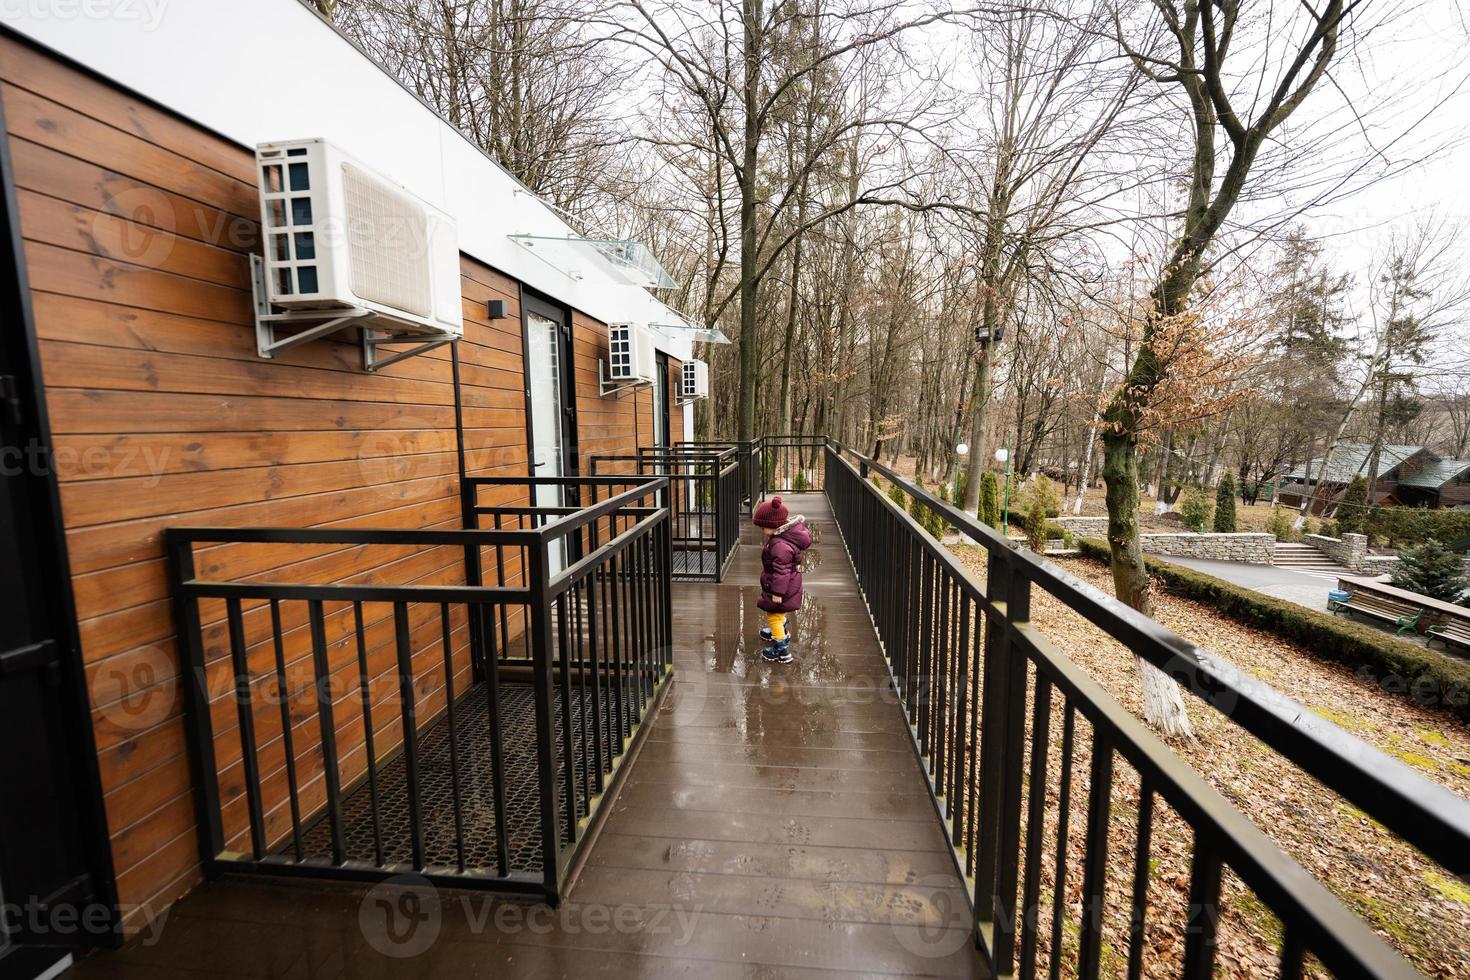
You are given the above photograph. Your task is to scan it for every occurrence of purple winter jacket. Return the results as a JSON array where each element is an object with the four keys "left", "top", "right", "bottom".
[{"left": 757, "top": 517, "right": 813, "bottom": 613}]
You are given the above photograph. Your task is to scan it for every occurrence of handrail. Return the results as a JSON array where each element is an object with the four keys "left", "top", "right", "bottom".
[
  {"left": 527, "top": 477, "right": 665, "bottom": 544},
  {"left": 546, "top": 507, "right": 668, "bottom": 599},
  {"left": 824, "top": 440, "right": 1470, "bottom": 978},
  {"left": 835, "top": 445, "right": 1470, "bottom": 876},
  {"left": 165, "top": 525, "right": 541, "bottom": 546},
  {"left": 464, "top": 474, "right": 657, "bottom": 488}
]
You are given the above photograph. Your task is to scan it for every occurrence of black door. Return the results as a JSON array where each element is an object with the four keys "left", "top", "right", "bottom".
[
  {"left": 654, "top": 353, "right": 670, "bottom": 449},
  {"left": 0, "top": 108, "right": 115, "bottom": 978}
]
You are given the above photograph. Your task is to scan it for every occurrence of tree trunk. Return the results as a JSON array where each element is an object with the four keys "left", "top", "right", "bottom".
[
  {"left": 1102, "top": 430, "right": 1194, "bottom": 737},
  {"left": 735, "top": 0, "right": 763, "bottom": 443},
  {"left": 961, "top": 346, "right": 993, "bottom": 511},
  {"left": 829, "top": 137, "right": 861, "bottom": 445},
  {"left": 1100, "top": 247, "right": 1201, "bottom": 738},
  {"left": 1072, "top": 412, "right": 1099, "bottom": 515}
]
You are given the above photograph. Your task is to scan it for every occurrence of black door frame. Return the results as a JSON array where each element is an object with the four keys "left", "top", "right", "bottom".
[
  {"left": 517, "top": 286, "right": 580, "bottom": 487},
  {"left": 0, "top": 90, "right": 119, "bottom": 967},
  {"left": 654, "top": 352, "right": 671, "bottom": 449}
]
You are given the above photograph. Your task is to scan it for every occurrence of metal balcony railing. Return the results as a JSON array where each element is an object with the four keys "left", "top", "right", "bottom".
[
  {"left": 758, "top": 434, "right": 827, "bottom": 495},
  {"left": 166, "top": 476, "right": 672, "bottom": 903},
  {"left": 823, "top": 441, "right": 1470, "bottom": 979},
  {"left": 591, "top": 448, "right": 740, "bottom": 581},
  {"left": 673, "top": 439, "right": 759, "bottom": 512}
]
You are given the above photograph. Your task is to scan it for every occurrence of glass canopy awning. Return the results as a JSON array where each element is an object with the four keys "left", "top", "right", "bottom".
[
  {"left": 508, "top": 234, "right": 677, "bottom": 289},
  {"left": 651, "top": 311, "right": 731, "bottom": 345}
]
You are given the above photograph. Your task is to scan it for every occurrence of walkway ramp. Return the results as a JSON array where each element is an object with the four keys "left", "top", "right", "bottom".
[{"left": 575, "top": 491, "right": 982, "bottom": 974}]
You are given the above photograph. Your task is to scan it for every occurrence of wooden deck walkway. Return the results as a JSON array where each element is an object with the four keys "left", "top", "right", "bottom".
[{"left": 72, "top": 494, "right": 985, "bottom": 978}]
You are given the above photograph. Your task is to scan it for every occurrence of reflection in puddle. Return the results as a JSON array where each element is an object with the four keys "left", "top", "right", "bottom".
[
  {"left": 681, "top": 583, "right": 873, "bottom": 763},
  {"left": 673, "top": 525, "right": 891, "bottom": 764},
  {"left": 698, "top": 587, "right": 847, "bottom": 682}
]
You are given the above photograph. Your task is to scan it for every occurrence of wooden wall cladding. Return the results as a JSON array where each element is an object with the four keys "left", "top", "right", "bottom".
[{"left": 1, "top": 34, "right": 657, "bottom": 932}]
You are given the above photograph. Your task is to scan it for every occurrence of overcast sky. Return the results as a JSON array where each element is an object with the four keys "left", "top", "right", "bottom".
[{"left": 1295, "top": 2, "right": 1470, "bottom": 284}]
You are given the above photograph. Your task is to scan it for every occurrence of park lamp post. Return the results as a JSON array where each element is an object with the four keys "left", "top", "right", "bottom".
[{"left": 996, "top": 445, "right": 1013, "bottom": 528}]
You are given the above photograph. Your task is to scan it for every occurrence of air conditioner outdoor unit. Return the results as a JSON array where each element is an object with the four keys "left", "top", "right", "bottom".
[
  {"left": 606, "top": 322, "right": 657, "bottom": 385},
  {"left": 252, "top": 139, "right": 463, "bottom": 369},
  {"left": 680, "top": 359, "right": 709, "bottom": 402}
]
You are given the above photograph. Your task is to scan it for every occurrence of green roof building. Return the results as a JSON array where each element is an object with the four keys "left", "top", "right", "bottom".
[{"left": 1279, "top": 444, "right": 1470, "bottom": 511}]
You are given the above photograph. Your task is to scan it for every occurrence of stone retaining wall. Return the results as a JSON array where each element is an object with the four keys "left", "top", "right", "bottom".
[
  {"left": 1055, "top": 516, "right": 1110, "bottom": 536},
  {"left": 1359, "top": 555, "right": 1403, "bottom": 576},
  {"left": 1306, "top": 532, "right": 1368, "bottom": 571},
  {"left": 1058, "top": 519, "right": 1276, "bottom": 563},
  {"left": 1139, "top": 532, "right": 1276, "bottom": 564}
]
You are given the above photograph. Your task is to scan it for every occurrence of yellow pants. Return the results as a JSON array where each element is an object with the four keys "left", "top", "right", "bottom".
[{"left": 766, "top": 612, "right": 787, "bottom": 642}]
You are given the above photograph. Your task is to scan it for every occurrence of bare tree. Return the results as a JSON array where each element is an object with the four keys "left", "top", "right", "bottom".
[
  {"left": 956, "top": 1, "right": 1144, "bottom": 511},
  {"left": 608, "top": 0, "right": 968, "bottom": 441},
  {"left": 1357, "top": 218, "right": 1470, "bottom": 502},
  {"left": 337, "top": 0, "right": 634, "bottom": 218},
  {"left": 1099, "top": 0, "right": 1367, "bottom": 736}
]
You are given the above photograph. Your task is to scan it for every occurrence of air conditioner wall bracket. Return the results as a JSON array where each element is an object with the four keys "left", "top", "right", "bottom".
[
  {"left": 252, "top": 254, "right": 456, "bottom": 371},
  {"left": 362, "top": 331, "right": 454, "bottom": 373},
  {"left": 598, "top": 358, "right": 652, "bottom": 398}
]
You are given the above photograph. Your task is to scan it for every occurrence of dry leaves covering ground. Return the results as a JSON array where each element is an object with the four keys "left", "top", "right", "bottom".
[{"left": 950, "top": 546, "right": 1470, "bottom": 979}]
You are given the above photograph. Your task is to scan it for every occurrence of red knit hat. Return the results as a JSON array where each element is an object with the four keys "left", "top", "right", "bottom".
[{"left": 753, "top": 495, "right": 789, "bottom": 528}]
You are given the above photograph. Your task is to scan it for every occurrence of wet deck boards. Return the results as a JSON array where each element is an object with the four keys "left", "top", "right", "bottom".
[{"left": 71, "top": 494, "right": 986, "bottom": 978}]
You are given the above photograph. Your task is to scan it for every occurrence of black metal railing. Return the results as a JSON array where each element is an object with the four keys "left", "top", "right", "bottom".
[
  {"left": 757, "top": 434, "right": 826, "bottom": 495},
  {"left": 460, "top": 474, "right": 662, "bottom": 664},
  {"left": 591, "top": 449, "right": 740, "bottom": 581},
  {"left": 166, "top": 476, "right": 673, "bottom": 902},
  {"left": 673, "top": 439, "right": 758, "bottom": 512},
  {"left": 824, "top": 443, "right": 1470, "bottom": 979}
]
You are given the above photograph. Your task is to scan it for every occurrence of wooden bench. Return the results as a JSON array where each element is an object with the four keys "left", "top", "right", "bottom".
[
  {"left": 1426, "top": 621, "right": 1470, "bottom": 653},
  {"left": 1330, "top": 593, "right": 1425, "bottom": 636}
]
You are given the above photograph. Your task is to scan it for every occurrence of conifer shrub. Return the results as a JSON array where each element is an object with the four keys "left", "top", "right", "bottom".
[
  {"left": 1391, "top": 539, "right": 1470, "bottom": 604},
  {"left": 1025, "top": 494, "right": 1048, "bottom": 552},
  {"left": 979, "top": 472, "right": 1001, "bottom": 528},
  {"left": 1179, "top": 486, "right": 1214, "bottom": 532},
  {"left": 1335, "top": 475, "right": 1369, "bottom": 535},
  {"left": 1213, "top": 473, "right": 1238, "bottom": 532}
]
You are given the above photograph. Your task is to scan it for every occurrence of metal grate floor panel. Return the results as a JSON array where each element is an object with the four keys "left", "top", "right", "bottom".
[
  {"left": 672, "top": 548, "right": 721, "bottom": 579},
  {"left": 290, "top": 682, "right": 633, "bottom": 875}
]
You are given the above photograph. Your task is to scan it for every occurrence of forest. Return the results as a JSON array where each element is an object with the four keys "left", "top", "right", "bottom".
[{"left": 317, "top": 0, "right": 1470, "bottom": 726}]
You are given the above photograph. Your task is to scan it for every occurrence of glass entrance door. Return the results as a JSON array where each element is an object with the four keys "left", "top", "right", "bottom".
[{"left": 525, "top": 304, "right": 573, "bottom": 573}]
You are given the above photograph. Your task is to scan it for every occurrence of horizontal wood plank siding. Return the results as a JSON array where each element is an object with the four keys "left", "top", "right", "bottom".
[{"left": 2, "top": 34, "right": 654, "bottom": 933}]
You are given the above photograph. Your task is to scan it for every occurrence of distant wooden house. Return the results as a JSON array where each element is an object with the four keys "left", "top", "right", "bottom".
[
  {"left": 1395, "top": 457, "right": 1470, "bottom": 509},
  {"left": 1277, "top": 444, "right": 1470, "bottom": 512}
]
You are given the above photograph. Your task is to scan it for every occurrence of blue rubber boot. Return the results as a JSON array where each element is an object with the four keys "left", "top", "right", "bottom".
[{"left": 761, "top": 639, "right": 792, "bottom": 664}]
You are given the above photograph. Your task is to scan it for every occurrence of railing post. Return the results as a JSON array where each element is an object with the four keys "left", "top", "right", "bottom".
[
  {"left": 165, "top": 534, "right": 225, "bottom": 870},
  {"left": 659, "top": 496, "right": 674, "bottom": 672},
  {"left": 993, "top": 563, "right": 1031, "bottom": 973},
  {"left": 462, "top": 486, "right": 486, "bottom": 679},
  {"left": 526, "top": 538, "right": 564, "bottom": 902},
  {"left": 974, "top": 547, "right": 1030, "bottom": 971}
]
